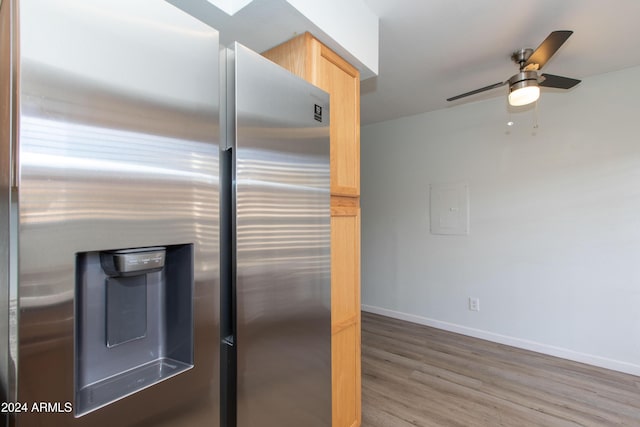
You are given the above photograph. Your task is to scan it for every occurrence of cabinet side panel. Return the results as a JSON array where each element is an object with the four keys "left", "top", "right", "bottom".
[
  {"left": 261, "top": 32, "right": 309, "bottom": 80},
  {"left": 317, "top": 47, "right": 360, "bottom": 197},
  {"left": 331, "top": 211, "right": 359, "bottom": 326},
  {"left": 331, "top": 209, "right": 361, "bottom": 427},
  {"left": 332, "top": 325, "right": 358, "bottom": 427}
]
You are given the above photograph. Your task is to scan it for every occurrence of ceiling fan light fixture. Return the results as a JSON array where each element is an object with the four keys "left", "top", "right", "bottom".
[
  {"left": 508, "top": 71, "right": 540, "bottom": 106},
  {"left": 446, "top": 31, "right": 579, "bottom": 106}
]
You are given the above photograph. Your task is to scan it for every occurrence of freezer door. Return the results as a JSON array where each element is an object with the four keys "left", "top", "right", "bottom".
[
  {"left": 13, "top": 1, "right": 220, "bottom": 425},
  {"left": 232, "top": 43, "right": 331, "bottom": 427}
]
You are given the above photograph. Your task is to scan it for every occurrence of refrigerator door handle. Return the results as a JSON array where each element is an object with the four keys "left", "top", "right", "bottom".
[
  {"left": 220, "top": 47, "right": 235, "bottom": 152},
  {"left": 9, "top": 107, "right": 17, "bottom": 188},
  {"left": 10, "top": 47, "right": 18, "bottom": 190},
  {"left": 10, "top": 148, "right": 17, "bottom": 189},
  {"left": 10, "top": 97, "right": 17, "bottom": 189}
]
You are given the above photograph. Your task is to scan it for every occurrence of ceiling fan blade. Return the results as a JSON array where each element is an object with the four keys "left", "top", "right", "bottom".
[
  {"left": 539, "top": 73, "right": 581, "bottom": 89},
  {"left": 524, "top": 30, "right": 573, "bottom": 70},
  {"left": 446, "top": 81, "right": 506, "bottom": 102}
]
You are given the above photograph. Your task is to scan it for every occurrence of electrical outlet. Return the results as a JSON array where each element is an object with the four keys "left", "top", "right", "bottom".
[{"left": 468, "top": 297, "right": 480, "bottom": 312}]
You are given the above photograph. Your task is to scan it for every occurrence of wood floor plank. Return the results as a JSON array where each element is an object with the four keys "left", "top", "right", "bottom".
[{"left": 361, "top": 312, "right": 640, "bottom": 426}]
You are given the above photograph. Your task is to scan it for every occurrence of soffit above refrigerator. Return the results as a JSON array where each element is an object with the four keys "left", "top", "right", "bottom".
[{"left": 167, "top": 0, "right": 379, "bottom": 79}]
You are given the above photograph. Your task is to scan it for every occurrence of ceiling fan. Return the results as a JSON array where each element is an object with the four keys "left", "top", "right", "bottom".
[{"left": 447, "top": 31, "right": 581, "bottom": 107}]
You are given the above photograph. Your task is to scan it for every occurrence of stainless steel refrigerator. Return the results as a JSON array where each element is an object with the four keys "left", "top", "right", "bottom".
[
  {"left": 1, "top": 0, "right": 220, "bottom": 426},
  {"left": 1, "top": 1, "right": 331, "bottom": 426},
  {"left": 221, "top": 43, "right": 331, "bottom": 427}
]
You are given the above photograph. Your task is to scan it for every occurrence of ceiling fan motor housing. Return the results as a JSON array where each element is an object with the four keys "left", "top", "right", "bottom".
[
  {"left": 511, "top": 48, "right": 534, "bottom": 67},
  {"left": 509, "top": 70, "right": 539, "bottom": 90},
  {"left": 508, "top": 70, "right": 540, "bottom": 106}
]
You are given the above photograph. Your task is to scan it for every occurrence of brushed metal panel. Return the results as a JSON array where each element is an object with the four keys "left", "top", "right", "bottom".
[
  {"left": 14, "top": 1, "right": 220, "bottom": 425},
  {"left": 233, "top": 43, "right": 331, "bottom": 427},
  {"left": 0, "top": 0, "right": 15, "bottom": 410}
]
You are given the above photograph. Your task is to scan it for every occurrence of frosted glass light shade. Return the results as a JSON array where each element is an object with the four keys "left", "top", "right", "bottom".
[{"left": 508, "top": 85, "right": 540, "bottom": 106}]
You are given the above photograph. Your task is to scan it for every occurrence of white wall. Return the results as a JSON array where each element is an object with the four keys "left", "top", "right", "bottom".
[{"left": 361, "top": 65, "right": 640, "bottom": 375}]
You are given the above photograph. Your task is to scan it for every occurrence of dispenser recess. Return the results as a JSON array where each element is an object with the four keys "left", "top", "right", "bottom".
[{"left": 75, "top": 244, "right": 194, "bottom": 416}]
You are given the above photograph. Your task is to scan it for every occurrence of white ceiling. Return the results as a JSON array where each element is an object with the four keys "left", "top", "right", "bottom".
[
  {"left": 360, "top": 0, "right": 640, "bottom": 124},
  {"left": 171, "top": 0, "right": 640, "bottom": 125}
]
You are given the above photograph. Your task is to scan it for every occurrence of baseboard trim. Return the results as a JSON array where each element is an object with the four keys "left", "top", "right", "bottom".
[{"left": 361, "top": 304, "right": 640, "bottom": 377}]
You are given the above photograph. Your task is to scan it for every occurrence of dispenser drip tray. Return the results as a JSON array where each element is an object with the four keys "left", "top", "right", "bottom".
[{"left": 77, "top": 358, "right": 191, "bottom": 414}]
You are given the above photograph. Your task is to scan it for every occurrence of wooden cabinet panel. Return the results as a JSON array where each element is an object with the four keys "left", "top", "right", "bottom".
[
  {"left": 331, "top": 207, "right": 361, "bottom": 427},
  {"left": 316, "top": 46, "right": 360, "bottom": 197},
  {"left": 332, "top": 325, "right": 359, "bottom": 427},
  {"left": 331, "top": 208, "right": 359, "bottom": 327},
  {"left": 259, "top": 32, "right": 311, "bottom": 79}
]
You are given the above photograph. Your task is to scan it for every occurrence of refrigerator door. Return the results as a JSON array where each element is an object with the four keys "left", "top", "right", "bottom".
[
  {"left": 7, "top": 0, "right": 220, "bottom": 425},
  {"left": 0, "top": 0, "right": 13, "bottom": 419},
  {"left": 231, "top": 43, "right": 331, "bottom": 427}
]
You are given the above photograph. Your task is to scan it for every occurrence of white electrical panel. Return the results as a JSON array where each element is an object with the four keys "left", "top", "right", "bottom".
[{"left": 429, "top": 183, "right": 469, "bottom": 235}]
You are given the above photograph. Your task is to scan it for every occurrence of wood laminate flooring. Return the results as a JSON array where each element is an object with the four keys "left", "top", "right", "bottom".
[{"left": 361, "top": 312, "right": 640, "bottom": 426}]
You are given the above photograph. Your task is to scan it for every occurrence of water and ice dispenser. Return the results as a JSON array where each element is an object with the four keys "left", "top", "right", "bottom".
[{"left": 75, "top": 244, "right": 194, "bottom": 416}]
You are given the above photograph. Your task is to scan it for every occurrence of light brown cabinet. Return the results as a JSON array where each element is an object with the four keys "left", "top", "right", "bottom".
[
  {"left": 330, "top": 202, "right": 361, "bottom": 427},
  {"left": 263, "top": 32, "right": 361, "bottom": 427},
  {"left": 262, "top": 32, "right": 360, "bottom": 197}
]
